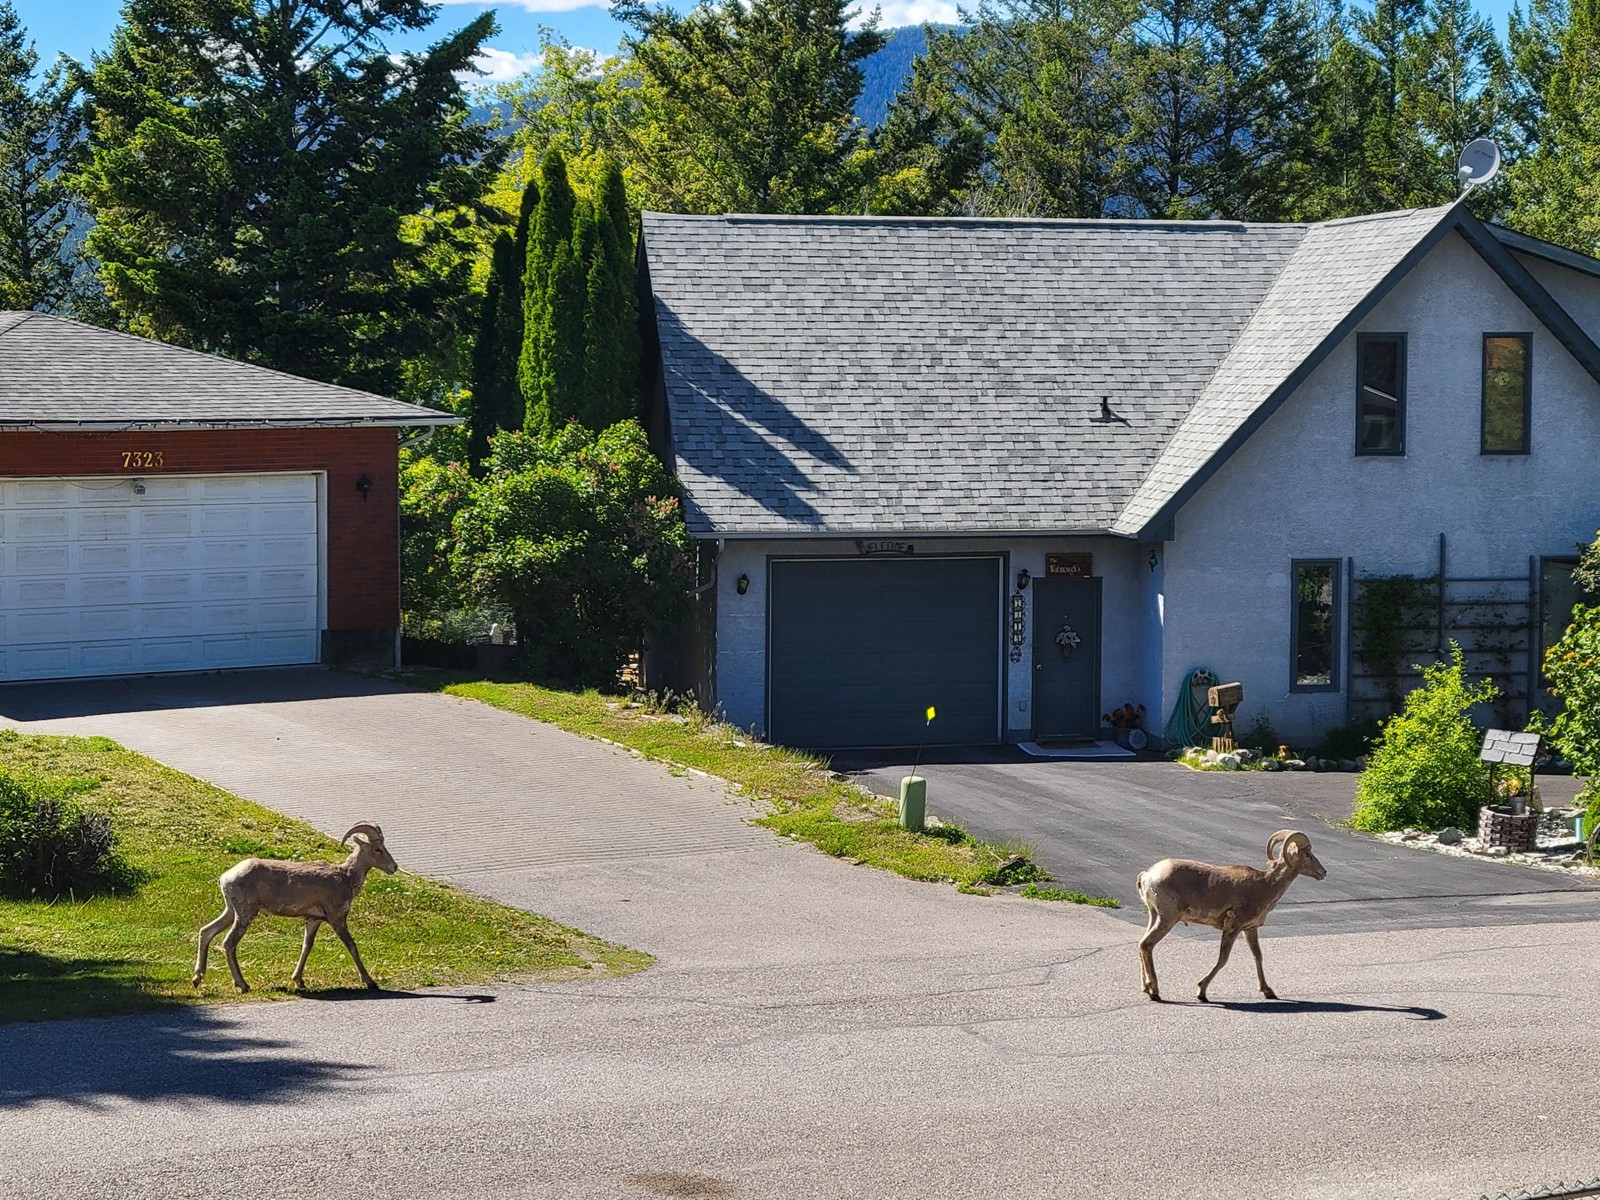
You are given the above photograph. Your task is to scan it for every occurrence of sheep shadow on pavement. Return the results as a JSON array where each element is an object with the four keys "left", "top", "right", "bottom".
[
  {"left": 1208, "top": 998, "right": 1445, "bottom": 1020},
  {"left": 300, "top": 988, "right": 496, "bottom": 1004}
]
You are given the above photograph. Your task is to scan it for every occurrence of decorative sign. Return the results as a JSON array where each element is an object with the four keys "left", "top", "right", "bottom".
[
  {"left": 855, "top": 539, "right": 915, "bottom": 556},
  {"left": 1045, "top": 553, "right": 1093, "bottom": 578},
  {"left": 1009, "top": 593, "right": 1026, "bottom": 662},
  {"left": 1479, "top": 729, "right": 1541, "bottom": 767},
  {"left": 119, "top": 451, "right": 165, "bottom": 469}
]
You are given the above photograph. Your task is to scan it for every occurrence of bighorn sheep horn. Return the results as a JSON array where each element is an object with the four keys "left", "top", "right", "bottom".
[
  {"left": 341, "top": 822, "right": 385, "bottom": 846},
  {"left": 1266, "top": 829, "right": 1308, "bottom": 861}
]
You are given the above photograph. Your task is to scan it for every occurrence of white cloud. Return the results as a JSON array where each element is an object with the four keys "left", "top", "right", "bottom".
[
  {"left": 468, "top": 46, "right": 546, "bottom": 83},
  {"left": 439, "top": 0, "right": 608, "bottom": 12},
  {"left": 852, "top": 0, "right": 958, "bottom": 25}
]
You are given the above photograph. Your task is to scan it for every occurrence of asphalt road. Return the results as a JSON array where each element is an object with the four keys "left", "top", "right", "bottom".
[
  {"left": 3, "top": 674, "right": 1600, "bottom": 1200},
  {"left": 837, "top": 748, "right": 1600, "bottom": 933}
]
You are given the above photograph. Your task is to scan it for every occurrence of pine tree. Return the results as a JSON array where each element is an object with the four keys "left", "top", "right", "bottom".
[
  {"left": 1403, "top": 0, "right": 1506, "bottom": 204},
  {"left": 1513, "top": 0, "right": 1600, "bottom": 253},
  {"left": 615, "top": 0, "right": 885, "bottom": 213},
  {"left": 523, "top": 147, "right": 586, "bottom": 436},
  {"left": 0, "top": 2, "right": 83, "bottom": 313},
  {"left": 76, "top": 0, "right": 503, "bottom": 394},
  {"left": 580, "top": 157, "right": 639, "bottom": 430}
]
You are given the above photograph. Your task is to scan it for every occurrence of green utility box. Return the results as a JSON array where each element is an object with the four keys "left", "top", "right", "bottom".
[{"left": 899, "top": 776, "right": 926, "bottom": 832}]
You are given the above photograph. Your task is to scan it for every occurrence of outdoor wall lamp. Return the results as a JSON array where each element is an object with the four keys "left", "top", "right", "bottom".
[
  {"left": 1148, "top": 548, "right": 1160, "bottom": 572},
  {"left": 1016, "top": 568, "right": 1030, "bottom": 591},
  {"left": 131, "top": 477, "right": 145, "bottom": 495},
  {"left": 355, "top": 473, "right": 372, "bottom": 501},
  {"left": 736, "top": 573, "right": 750, "bottom": 595}
]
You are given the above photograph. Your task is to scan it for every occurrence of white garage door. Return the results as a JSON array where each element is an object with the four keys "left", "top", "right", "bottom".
[{"left": 0, "top": 473, "right": 322, "bottom": 682}]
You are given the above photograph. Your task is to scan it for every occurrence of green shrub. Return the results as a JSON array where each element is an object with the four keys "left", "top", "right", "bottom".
[
  {"left": 1239, "top": 712, "right": 1280, "bottom": 755},
  {"left": 1349, "top": 644, "right": 1497, "bottom": 832},
  {"left": 0, "top": 771, "right": 139, "bottom": 899},
  {"left": 1540, "top": 597, "right": 1600, "bottom": 828}
]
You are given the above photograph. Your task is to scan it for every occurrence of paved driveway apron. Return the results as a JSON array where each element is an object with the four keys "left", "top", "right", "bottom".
[
  {"left": 838, "top": 750, "right": 1600, "bottom": 933},
  {"left": 0, "top": 670, "right": 769, "bottom": 879}
]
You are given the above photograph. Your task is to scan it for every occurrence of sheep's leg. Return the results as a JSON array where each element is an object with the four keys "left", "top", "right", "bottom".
[
  {"left": 329, "top": 917, "right": 378, "bottom": 991},
  {"left": 193, "top": 905, "right": 235, "bottom": 988},
  {"left": 1245, "top": 928, "right": 1277, "bottom": 1000},
  {"left": 221, "top": 910, "right": 257, "bottom": 994},
  {"left": 290, "top": 919, "right": 322, "bottom": 989},
  {"left": 1138, "top": 911, "right": 1177, "bottom": 1002},
  {"left": 1197, "top": 928, "right": 1241, "bottom": 1003}
]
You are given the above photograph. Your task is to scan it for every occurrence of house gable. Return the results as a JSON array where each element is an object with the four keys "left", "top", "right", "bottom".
[{"left": 1114, "top": 204, "right": 1600, "bottom": 539}]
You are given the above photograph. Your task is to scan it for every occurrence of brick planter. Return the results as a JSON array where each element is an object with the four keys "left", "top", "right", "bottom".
[{"left": 1479, "top": 804, "right": 1537, "bottom": 851}]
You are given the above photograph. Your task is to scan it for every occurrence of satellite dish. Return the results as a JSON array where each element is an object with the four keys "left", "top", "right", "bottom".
[{"left": 1458, "top": 138, "right": 1502, "bottom": 191}]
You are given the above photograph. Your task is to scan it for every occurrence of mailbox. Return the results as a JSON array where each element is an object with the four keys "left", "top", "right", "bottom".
[{"left": 1207, "top": 682, "right": 1244, "bottom": 710}]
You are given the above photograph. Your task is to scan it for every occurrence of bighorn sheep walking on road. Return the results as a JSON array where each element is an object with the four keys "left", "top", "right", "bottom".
[
  {"left": 1136, "top": 829, "right": 1327, "bottom": 1003},
  {"left": 194, "top": 823, "right": 398, "bottom": 993}
]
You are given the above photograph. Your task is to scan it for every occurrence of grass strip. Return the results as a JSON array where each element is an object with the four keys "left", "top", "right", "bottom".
[{"left": 0, "top": 729, "right": 647, "bottom": 1025}]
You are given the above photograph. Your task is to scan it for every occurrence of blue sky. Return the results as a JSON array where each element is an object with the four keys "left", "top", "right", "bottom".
[{"left": 11, "top": 0, "right": 1522, "bottom": 88}]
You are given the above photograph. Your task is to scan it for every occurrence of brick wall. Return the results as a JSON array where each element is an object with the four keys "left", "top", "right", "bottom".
[{"left": 0, "top": 427, "right": 400, "bottom": 632}]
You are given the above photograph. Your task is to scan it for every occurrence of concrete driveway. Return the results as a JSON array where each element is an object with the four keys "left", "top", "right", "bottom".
[
  {"left": 838, "top": 748, "right": 1600, "bottom": 933},
  {"left": 4, "top": 669, "right": 1600, "bottom": 1200}
]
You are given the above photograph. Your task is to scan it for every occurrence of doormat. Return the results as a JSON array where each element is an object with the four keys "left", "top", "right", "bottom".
[{"left": 1018, "top": 740, "right": 1136, "bottom": 760}]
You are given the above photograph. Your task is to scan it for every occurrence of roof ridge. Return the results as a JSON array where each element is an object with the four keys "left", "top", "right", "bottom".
[
  {"left": 0, "top": 311, "right": 37, "bottom": 340},
  {"left": 644, "top": 210, "right": 1289, "bottom": 232}
]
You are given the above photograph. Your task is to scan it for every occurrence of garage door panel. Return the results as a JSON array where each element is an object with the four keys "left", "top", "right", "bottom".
[
  {"left": 769, "top": 557, "right": 1002, "bottom": 749},
  {"left": 0, "top": 473, "right": 323, "bottom": 682}
]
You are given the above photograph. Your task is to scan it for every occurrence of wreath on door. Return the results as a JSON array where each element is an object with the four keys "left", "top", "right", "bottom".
[{"left": 1056, "top": 620, "right": 1081, "bottom": 659}]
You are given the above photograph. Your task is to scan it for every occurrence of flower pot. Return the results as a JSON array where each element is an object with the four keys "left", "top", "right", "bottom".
[{"left": 1478, "top": 804, "right": 1537, "bottom": 852}]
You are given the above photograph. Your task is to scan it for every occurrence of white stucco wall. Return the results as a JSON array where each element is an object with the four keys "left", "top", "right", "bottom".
[
  {"left": 1162, "top": 231, "right": 1600, "bottom": 742},
  {"left": 711, "top": 536, "right": 1160, "bottom": 740}
]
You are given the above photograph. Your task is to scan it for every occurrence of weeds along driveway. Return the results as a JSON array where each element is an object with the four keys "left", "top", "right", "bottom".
[{"left": 837, "top": 749, "right": 1600, "bottom": 934}]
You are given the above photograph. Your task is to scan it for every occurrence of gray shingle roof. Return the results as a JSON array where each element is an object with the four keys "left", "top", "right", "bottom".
[
  {"left": 645, "top": 211, "right": 1308, "bottom": 537},
  {"left": 1113, "top": 205, "right": 1455, "bottom": 534},
  {"left": 650, "top": 204, "right": 1585, "bottom": 540},
  {"left": 0, "top": 311, "right": 457, "bottom": 428}
]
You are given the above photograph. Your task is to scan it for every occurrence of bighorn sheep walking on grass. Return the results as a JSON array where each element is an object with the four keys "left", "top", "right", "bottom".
[
  {"left": 194, "top": 823, "right": 398, "bottom": 993},
  {"left": 1136, "top": 829, "right": 1327, "bottom": 1003}
]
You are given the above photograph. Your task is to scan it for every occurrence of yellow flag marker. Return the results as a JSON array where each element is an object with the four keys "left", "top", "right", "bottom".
[{"left": 926, "top": 706, "right": 937, "bottom": 722}]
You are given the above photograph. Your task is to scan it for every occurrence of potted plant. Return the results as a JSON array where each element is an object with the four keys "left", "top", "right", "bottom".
[{"left": 1103, "top": 703, "right": 1148, "bottom": 750}]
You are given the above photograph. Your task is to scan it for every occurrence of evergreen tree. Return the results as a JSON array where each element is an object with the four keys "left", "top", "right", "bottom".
[
  {"left": 523, "top": 147, "right": 586, "bottom": 436},
  {"left": 76, "top": 0, "right": 504, "bottom": 395},
  {"left": 468, "top": 175, "right": 538, "bottom": 471},
  {"left": 614, "top": 0, "right": 885, "bottom": 213},
  {"left": 1403, "top": 0, "right": 1506, "bottom": 204},
  {"left": 580, "top": 157, "right": 639, "bottom": 430},
  {"left": 0, "top": 2, "right": 83, "bottom": 313},
  {"left": 917, "top": 0, "right": 1141, "bottom": 218},
  {"left": 1513, "top": 0, "right": 1600, "bottom": 253},
  {"left": 1304, "top": 15, "right": 1388, "bottom": 217}
]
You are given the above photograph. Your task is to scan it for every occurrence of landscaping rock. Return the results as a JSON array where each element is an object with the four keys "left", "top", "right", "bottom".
[
  {"left": 1164, "top": 748, "right": 1183, "bottom": 761},
  {"left": 1283, "top": 759, "right": 1306, "bottom": 771},
  {"left": 1339, "top": 759, "right": 1358, "bottom": 773},
  {"left": 1356, "top": 756, "right": 1369, "bottom": 771},
  {"left": 1436, "top": 827, "right": 1464, "bottom": 845},
  {"left": 1306, "top": 757, "right": 1324, "bottom": 772},
  {"left": 1486, "top": 845, "right": 1510, "bottom": 857},
  {"left": 1401, "top": 828, "right": 1422, "bottom": 841},
  {"left": 1236, "top": 748, "right": 1258, "bottom": 764},
  {"left": 1218, "top": 754, "right": 1241, "bottom": 770},
  {"left": 1260, "top": 758, "right": 1283, "bottom": 772},
  {"left": 1203, "top": 749, "right": 1220, "bottom": 765}
]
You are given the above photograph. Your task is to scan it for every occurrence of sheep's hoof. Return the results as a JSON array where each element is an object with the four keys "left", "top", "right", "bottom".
[
  {"left": 364, "top": 978, "right": 379, "bottom": 992},
  {"left": 1260, "top": 987, "right": 1278, "bottom": 1001},
  {"left": 289, "top": 977, "right": 304, "bottom": 991},
  {"left": 191, "top": 973, "right": 202, "bottom": 989},
  {"left": 1196, "top": 989, "right": 1209, "bottom": 1003},
  {"left": 235, "top": 982, "right": 250, "bottom": 994}
]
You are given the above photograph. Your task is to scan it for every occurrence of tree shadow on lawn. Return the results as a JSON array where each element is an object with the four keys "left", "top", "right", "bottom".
[
  {"left": 0, "top": 947, "right": 390, "bottom": 1110},
  {"left": 1204, "top": 998, "right": 1446, "bottom": 1020}
]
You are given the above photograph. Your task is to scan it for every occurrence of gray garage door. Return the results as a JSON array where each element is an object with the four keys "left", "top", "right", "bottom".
[{"left": 768, "top": 557, "right": 1002, "bottom": 749}]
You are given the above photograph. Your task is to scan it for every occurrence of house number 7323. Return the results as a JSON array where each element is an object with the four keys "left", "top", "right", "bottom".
[{"left": 121, "top": 451, "right": 163, "bottom": 469}]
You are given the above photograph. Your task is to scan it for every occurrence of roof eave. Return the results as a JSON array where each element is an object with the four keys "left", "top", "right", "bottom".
[
  {"left": 0, "top": 415, "right": 463, "bottom": 431},
  {"left": 1489, "top": 224, "right": 1600, "bottom": 281},
  {"left": 689, "top": 526, "right": 1135, "bottom": 541}
]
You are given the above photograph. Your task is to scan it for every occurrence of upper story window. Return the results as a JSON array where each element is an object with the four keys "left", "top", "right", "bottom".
[
  {"left": 1356, "top": 333, "right": 1406, "bottom": 455},
  {"left": 1482, "top": 333, "right": 1531, "bottom": 454}
]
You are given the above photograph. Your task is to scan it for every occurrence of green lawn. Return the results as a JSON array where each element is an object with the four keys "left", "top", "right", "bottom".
[
  {"left": 0, "top": 730, "right": 648, "bottom": 1026},
  {"left": 422, "top": 674, "right": 1117, "bottom": 906}
]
